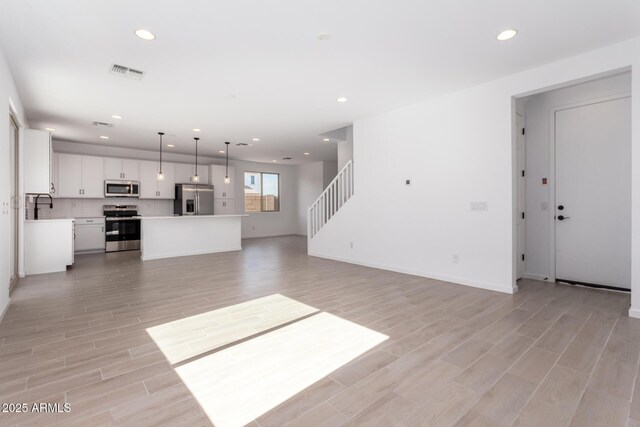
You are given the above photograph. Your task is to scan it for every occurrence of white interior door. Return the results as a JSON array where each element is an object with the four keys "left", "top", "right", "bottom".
[
  {"left": 516, "top": 113, "right": 525, "bottom": 280},
  {"left": 555, "top": 96, "right": 631, "bottom": 289}
]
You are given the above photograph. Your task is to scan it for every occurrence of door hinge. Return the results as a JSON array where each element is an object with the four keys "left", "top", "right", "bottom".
[
  {"left": 522, "top": 128, "right": 525, "bottom": 135},
  {"left": 521, "top": 212, "right": 525, "bottom": 219},
  {"left": 521, "top": 170, "right": 525, "bottom": 177},
  {"left": 522, "top": 254, "right": 525, "bottom": 261}
]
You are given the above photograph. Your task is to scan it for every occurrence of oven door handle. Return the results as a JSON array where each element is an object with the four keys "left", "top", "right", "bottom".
[{"left": 106, "top": 231, "right": 119, "bottom": 235}]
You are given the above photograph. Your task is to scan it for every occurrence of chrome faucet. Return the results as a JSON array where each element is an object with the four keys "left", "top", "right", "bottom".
[{"left": 34, "top": 194, "right": 53, "bottom": 220}]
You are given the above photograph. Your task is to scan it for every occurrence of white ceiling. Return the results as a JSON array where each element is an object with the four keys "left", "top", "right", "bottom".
[{"left": 1, "top": 0, "right": 639, "bottom": 165}]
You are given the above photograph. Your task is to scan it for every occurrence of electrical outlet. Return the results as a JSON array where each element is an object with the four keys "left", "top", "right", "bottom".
[
  {"left": 452, "top": 254, "right": 460, "bottom": 264},
  {"left": 350, "top": 241, "right": 354, "bottom": 249}
]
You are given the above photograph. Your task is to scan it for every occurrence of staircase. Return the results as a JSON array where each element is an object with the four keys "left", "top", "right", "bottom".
[{"left": 308, "top": 160, "right": 354, "bottom": 239}]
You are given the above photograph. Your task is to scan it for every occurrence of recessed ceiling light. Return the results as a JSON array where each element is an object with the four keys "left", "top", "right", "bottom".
[
  {"left": 323, "top": 138, "right": 331, "bottom": 142},
  {"left": 134, "top": 29, "right": 156, "bottom": 41},
  {"left": 219, "top": 150, "right": 225, "bottom": 154},
  {"left": 252, "top": 138, "right": 260, "bottom": 141},
  {"left": 272, "top": 160, "right": 277, "bottom": 163},
  {"left": 193, "top": 128, "right": 201, "bottom": 132},
  {"left": 45, "top": 127, "right": 56, "bottom": 132},
  {"left": 99, "top": 136, "right": 109, "bottom": 140},
  {"left": 111, "top": 114, "right": 122, "bottom": 119},
  {"left": 317, "top": 33, "right": 331, "bottom": 41},
  {"left": 167, "top": 144, "right": 175, "bottom": 147},
  {"left": 304, "top": 152, "right": 310, "bottom": 155},
  {"left": 496, "top": 29, "right": 518, "bottom": 41},
  {"left": 337, "top": 97, "right": 348, "bottom": 103}
]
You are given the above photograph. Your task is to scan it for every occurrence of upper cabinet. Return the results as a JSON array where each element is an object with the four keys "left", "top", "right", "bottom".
[
  {"left": 55, "top": 153, "right": 105, "bottom": 198},
  {"left": 24, "top": 129, "right": 53, "bottom": 194},
  {"left": 105, "top": 158, "right": 140, "bottom": 181},
  {"left": 211, "top": 165, "right": 235, "bottom": 199},
  {"left": 175, "top": 163, "right": 209, "bottom": 185},
  {"left": 139, "top": 160, "right": 175, "bottom": 199}
]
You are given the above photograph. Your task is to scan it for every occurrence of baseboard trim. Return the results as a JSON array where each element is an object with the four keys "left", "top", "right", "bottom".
[
  {"left": 308, "top": 252, "right": 516, "bottom": 294},
  {"left": 142, "top": 246, "right": 243, "bottom": 261},
  {"left": 0, "top": 298, "right": 11, "bottom": 323},
  {"left": 243, "top": 233, "right": 298, "bottom": 239},
  {"left": 522, "top": 273, "right": 550, "bottom": 282},
  {"left": 629, "top": 307, "right": 640, "bottom": 319}
]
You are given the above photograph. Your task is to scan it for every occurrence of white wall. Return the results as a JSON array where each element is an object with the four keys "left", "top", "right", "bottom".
[
  {"left": 337, "top": 125, "right": 354, "bottom": 171},
  {"left": 230, "top": 159, "right": 298, "bottom": 238},
  {"left": 523, "top": 72, "right": 631, "bottom": 281},
  {"left": 310, "top": 37, "right": 640, "bottom": 302},
  {"left": 322, "top": 161, "right": 337, "bottom": 189},
  {"left": 0, "top": 47, "right": 25, "bottom": 320},
  {"left": 295, "top": 161, "right": 338, "bottom": 236},
  {"left": 296, "top": 162, "right": 324, "bottom": 236}
]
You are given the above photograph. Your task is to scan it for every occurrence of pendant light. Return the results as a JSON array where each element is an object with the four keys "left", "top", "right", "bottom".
[
  {"left": 157, "top": 132, "right": 165, "bottom": 181},
  {"left": 192, "top": 137, "right": 200, "bottom": 182},
  {"left": 224, "top": 141, "right": 231, "bottom": 184}
]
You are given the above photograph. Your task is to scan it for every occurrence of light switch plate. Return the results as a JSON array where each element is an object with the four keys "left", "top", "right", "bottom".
[{"left": 470, "top": 201, "right": 488, "bottom": 212}]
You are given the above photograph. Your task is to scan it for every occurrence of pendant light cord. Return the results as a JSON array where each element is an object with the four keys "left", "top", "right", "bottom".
[
  {"left": 225, "top": 141, "right": 230, "bottom": 177},
  {"left": 158, "top": 132, "right": 164, "bottom": 174},
  {"left": 194, "top": 137, "right": 199, "bottom": 178}
]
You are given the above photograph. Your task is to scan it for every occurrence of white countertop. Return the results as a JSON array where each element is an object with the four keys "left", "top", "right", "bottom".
[
  {"left": 25, "top": 218, "right": 75, "bottom": 223},
  {"left": 142, "top": 214, "right": 248, "bottom": 220}
]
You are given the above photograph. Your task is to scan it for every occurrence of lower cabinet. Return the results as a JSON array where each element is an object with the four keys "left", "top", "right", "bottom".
[
  {"left": 75, "top": 218, "right": 105, "bottom": 253},
  {"left": 214, "top": 198, "right": 235, "bottom": 215}
]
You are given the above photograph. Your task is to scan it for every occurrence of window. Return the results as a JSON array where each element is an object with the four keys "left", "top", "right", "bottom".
[{"left": 245, "top": 172, "right": 280, "bottom": 212}]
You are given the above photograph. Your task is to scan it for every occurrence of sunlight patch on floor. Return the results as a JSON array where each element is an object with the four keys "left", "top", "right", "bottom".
[
  {"left": 146, "top": 294, "right": 318, "bottom": 364},
  {"left": 174, "top": 312, "right": 388, "bottom": 427}
]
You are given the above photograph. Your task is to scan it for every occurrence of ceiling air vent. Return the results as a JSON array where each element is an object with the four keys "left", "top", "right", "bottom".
[
  {"left": 282, "top": 157, "right": 292, "bottom": 160},
  {"left": 109, "top": 63, "right": 145, "bottom": 80},
  {"left": 236, "top": 143, "right": 249, "bottom": 147},
  {"left": 92, "top": 121, "right": 114, "bottom": 128}
]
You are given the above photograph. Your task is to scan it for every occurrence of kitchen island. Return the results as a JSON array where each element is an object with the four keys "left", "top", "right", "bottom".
[{"left": 140, "top": 215, "right": 247, "bottom": 261}]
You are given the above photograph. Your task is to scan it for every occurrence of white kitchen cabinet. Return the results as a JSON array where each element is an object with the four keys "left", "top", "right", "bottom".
[
  {"left": 214, "top": 198, "right": 235, "bottom": 215},
  {"left": 140, "top": 160, "right": 175, "bottom": 199},
  {"left": 82, "top": 156, "right": 105, "bottom": 198},
  {"left": 175, "top": 162, "right": 209, "bottom": 184},
  {"left": 75, "top": 218, "right": 105, "bottom": 253},
  {"left": 56, "top": 153, "right": 82, "bottom": 197},
  {"left": 24, "top": 129, "right": 53, "bottom": 194},
  {"left": 55, "top": 153, "right": 105, "bottom": 198},
  {"left": 211, "top": 165, "right": 235, "bottom": 198},
  {"left": 25, "top": 219, "right": 74, "bottom": 274},
  {"left": 105, "top": 158, "right": 140, "bottom": 181},
  {"left": 157, "top": 163, "right": 175, "bottom": 198}
]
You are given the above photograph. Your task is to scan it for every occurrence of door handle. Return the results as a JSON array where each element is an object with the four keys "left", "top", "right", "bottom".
[{"left": 557, "top": 215, "right": 570, "bottom": 221}]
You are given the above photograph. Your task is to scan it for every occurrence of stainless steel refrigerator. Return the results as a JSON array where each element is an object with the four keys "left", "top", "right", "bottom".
[{"left": 174, "top": 184, "right": 214, "bottom": 215}]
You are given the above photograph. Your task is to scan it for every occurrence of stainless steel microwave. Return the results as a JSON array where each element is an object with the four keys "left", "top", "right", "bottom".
[{"left": 104, "top": 180, "right": 140, "bottom": 198}]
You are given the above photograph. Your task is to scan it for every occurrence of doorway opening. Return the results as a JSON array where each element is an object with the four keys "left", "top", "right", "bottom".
[
  {"left": 9, "top": 113, "right": 19, "bottom": 290},
  {"left": 514, "top": 70, "right": 632, "bottom": 292}
]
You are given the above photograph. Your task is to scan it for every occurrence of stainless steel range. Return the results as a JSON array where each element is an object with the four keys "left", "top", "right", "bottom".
[{"left": 103, "top": 205, "right": 141, "bottom": 253}]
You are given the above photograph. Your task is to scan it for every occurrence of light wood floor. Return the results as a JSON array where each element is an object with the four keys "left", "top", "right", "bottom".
[{"left": 1, "top": 236, "right": 638, "bottom": 426}]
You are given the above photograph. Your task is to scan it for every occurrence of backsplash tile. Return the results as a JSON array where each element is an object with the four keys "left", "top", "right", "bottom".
[{"left": 26, "top": 198, "right": 173, "bottom": 220}]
